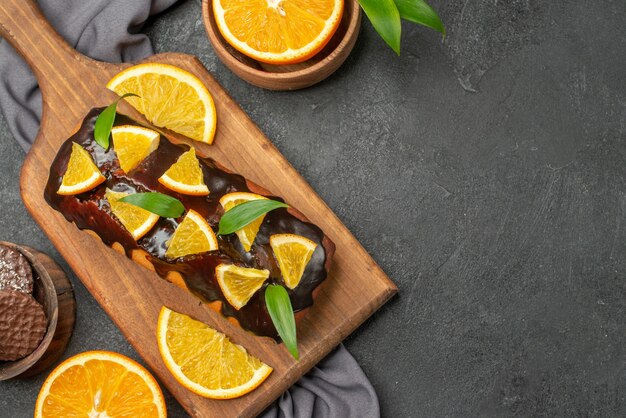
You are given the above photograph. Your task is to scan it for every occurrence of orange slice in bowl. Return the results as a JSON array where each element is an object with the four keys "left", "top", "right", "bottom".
[
  {"left": 165, "top": 209, "right": 218, "bottom": 259},
  {"left": 158, "top": 148, "right": 209, "bottom": 196},
  {"left": 157, "top": 306, "right": 272, "bottom": 399},
  {"left": 219, "top": 192, "right": 268, "bottom": 252},
  {"left": 216, "top": 264, "right": 270, "bottom": 310},
  {"left": 213, "top": 0, "right": 344, "bottom": 64},
  {"left": 111, "top": 125, "right": 160, "bottom": 173},
  {"left": 106, "top": 63, "right": 217, "bottom": 144},
  {"left": 35, "top": 350, "right": 166, "bottom": 418},
  {"left": 105, "top": 189, "right": 160, "bottom": 240},
  {"left": 57, "top": 142, "right": 105, "bottom": 195},
  {"left": 270, "top": 233, "right": 317, "bottom": 289}
]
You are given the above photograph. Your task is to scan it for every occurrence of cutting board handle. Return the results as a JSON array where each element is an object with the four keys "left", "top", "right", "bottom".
[{"left": 0, "top": 0, "right": 85, "bottom": 97}]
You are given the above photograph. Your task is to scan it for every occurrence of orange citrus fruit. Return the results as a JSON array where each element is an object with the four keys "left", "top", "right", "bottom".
[
  {"left": 219, "top": 192, "right": 268, "bottom": 252},
  {"left": 57, "top": 142, "right": 105, "bottom": 195},
  {"left": 105, "top": 189, "right": 160, "bottom": 240},
  {"left": 34, "top": 350, "right": 166, "bottom": 418},
  {"left": 112, "top": 125, "right": 160, "bottom": 173},
  {"left": 158, "top": 148, "right": 209, "bottom": 196},
  {"left": 165, "top": 209, "right": 218, "bottom": 258},
  {"left": 107, "top": 63, "right": 217, "bottom": 144},
  {"left": 213, "top": 0, "right": 344, "bottom": 64},
  {"left": 216, "top": 264, "right": 270, "bottom": 310},
  {"left": 270, "top": 233, "right": 317, "bottom": 289},
  {"left": 157, "top": 306, "right": 273, "bottom": 399}
]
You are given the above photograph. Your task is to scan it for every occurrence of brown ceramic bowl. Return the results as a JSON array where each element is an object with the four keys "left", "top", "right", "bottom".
[
  {"left": 202, "top": 0, "right": 362, "bottom": 90},
  {"left": 0, "top": 243, "right": 75, "bottom": 380}
]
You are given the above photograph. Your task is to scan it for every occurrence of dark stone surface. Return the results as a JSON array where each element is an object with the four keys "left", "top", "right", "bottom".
[{"left": 1, "top": 0, "right": 625, "bottom": 416}]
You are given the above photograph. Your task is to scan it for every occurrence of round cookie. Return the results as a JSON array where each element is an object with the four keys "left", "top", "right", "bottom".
[
  {"left": 0, "top": 244, "right": 34, "bottom": 293},
  {"left": 0, "top": 290, "right": 47, "bottom": 361}
]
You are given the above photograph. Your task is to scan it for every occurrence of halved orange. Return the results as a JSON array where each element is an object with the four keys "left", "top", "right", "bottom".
[
  {"left": 270, "top": 233, "right": 317, "bottom": 289},
  {"left": 219, "top": 192, "right": 268, "bottom": 252},
  {"left": 158, "top": 148, "right": 209, "bottom": 196},
  {"left": 165, "top": 209, "right": 218, "bottom": 258},
  {"left": 157, "top": 306, "right": 273, "bottom": 399},
  {"left": 112, "top": 125, "right": 160, "bottom": 173},
  {"left": 105, "top": 189, "right": 160, "bottom": 240},
  {"left": 57, "top": 142, "right": 105, "bottom": 195},
  {"left": 216, "top": 264, "right": 270, "bottom": 310},
  {"left": 35, "top": 350, "right": 166, "bottom": 418},
  {"left": 213, "top": 0, "right": 344, "bottom": 64},
  {"left": 107, "top": 63, "right": 217, "bottom": 144}
]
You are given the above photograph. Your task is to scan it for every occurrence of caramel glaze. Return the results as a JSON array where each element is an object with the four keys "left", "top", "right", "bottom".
[{"left": 44, "top": 109, "right": 333, "bottom": 339}]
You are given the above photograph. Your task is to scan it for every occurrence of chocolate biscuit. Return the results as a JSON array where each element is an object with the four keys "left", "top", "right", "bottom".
[
  {"left": 0, "top": 290, "right": 47, "bottom": 361},
  {"left": 0, "top": 244, "right": 34, "bottom": 293}
]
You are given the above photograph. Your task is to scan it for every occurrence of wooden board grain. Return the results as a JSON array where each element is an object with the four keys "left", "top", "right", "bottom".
[{"left": 0, "top": 1, "right": 397, "bottom": 416}]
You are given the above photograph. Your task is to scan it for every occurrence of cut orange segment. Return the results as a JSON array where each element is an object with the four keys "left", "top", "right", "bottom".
[
  {"left": 157, "top": 306, "right": 272, "bottom": 399},
  {"left": 219, "top": 192, "right": 268, "bottom": 252},
  {"left": 165, "top": 209, "right": 218, "bottom": 258},
  {"left": 158, "top": 148, "right": 209, "bottom": 196},
  {"left": 111, "top": 124, "right": 160, "bottom": 173},
  {"left": 216, "top": 264, "right": 270, "bottom": 310},
  {"left": 106, "top": 63, "right": 217, "bottom": 144},
  {"left": 105, "top": 189, "right": 160, "bottom": 240},
  {"left": 34, "top": 350, "right": 166, "bottom": 418},
  {"left": 270, "top": 233, "right": 317, "bottom": 289},
  {"left": 213, "top": 0, "right": 344, "bottom": 64},
  {"left": 57, "top": 142, "right": 105, "bottom": 195}
]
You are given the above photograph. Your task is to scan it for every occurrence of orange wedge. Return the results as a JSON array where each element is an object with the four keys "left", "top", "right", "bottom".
[
  {"left": 165, "top": 209, "right": 218, "bottom": 258},
  {"left": 158, "top": 148, "right": 209, "bottom": 196},
  {"left": 57, "top": 143, "right": 105, "bottom": 195},
  {"left": 270, "top": 233, "right": 317, "bottom": 289},
  {"left": 111, "top": 125, "right": 160, "bottom": 173},
  {"left": 106, "top": 63, "right": 217, "bottom": 144},
  {"left": 157, "top": 306, "right": 272, "bottom": 399},
  {"left": 216, "top": 264, "right": 270, "bottom": 310},
  {"left": 213, "top": 0, "right": 344, "bottom": 64},
  {"left": 105, "top": 189, "right": 160, "bottom": 240},
  {"left": 219, "top": 192, "right": 268, "bottom": 252},
  {"left": 35, "top": 351, "right": 166, "bottom": 418}
]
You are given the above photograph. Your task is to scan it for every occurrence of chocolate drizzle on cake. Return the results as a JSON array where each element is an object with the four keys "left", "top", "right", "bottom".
[{"left": 44, "top": 109, "right": 332, "bottom": 339}]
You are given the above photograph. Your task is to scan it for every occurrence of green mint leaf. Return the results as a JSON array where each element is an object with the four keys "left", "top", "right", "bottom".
[
  {"left": 94, "top": 103, "right": 117, "bottom": 149},
  {"left": 359, "top": 0, "right": 402, "bottom": 54},
  {"left": 394, "top": 0, "right": 445, "bottom": 37},
  {"left": 265, "top": 285, "right": 299, "bottom": 360},
  {"left": 118, "top": 192, "right": 185, "bottom": 218},
  {"left": 94, "top": 93, "right": 139, "bottom": 149},
  {"left": 218, "top": 199, "right": 288, "bottom": 236}
]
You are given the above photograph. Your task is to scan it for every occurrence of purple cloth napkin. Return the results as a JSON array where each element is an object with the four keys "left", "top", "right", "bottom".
[{"left": 0, "top": 1, "right": 380, "bottom": 417}]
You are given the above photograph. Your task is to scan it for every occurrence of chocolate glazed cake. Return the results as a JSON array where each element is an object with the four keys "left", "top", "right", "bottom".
[{"left": 44, "top": 109, "right": 334, "bottom": 339}]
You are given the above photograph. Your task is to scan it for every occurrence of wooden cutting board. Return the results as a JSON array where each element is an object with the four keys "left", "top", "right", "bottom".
[{"left": 0, "top": 1, "right": 397, "bottom": 416}]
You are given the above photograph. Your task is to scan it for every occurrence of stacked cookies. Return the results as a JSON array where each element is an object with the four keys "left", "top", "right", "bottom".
[{"left": 0, "top": 244, "right": 47, "bottom": 361}]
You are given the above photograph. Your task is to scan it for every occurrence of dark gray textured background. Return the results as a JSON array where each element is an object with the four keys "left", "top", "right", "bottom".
[{"left": 1, "top": 0, "right": 625, "bottom": 416}]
